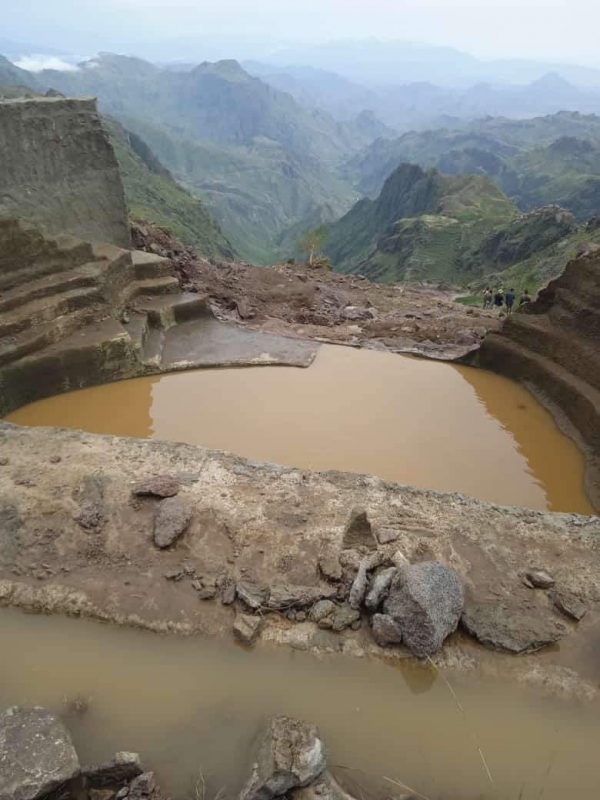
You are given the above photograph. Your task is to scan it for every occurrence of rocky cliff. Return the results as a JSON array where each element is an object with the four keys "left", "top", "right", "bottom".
[
  {"left": 0, "top": 96, "right": 130, "bottom": 247},
  {"left": 478, "top": 252, "right": 600, "bottom": 506}
]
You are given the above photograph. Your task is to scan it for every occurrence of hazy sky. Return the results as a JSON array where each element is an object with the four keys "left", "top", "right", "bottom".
[{"left": 4, "top": 0, "right": 600, "bottom": 65}]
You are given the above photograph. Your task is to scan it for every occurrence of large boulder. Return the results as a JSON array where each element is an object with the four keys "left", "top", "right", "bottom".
[
  {"left": 383, "top": 562, "right": 464, "bottom": 657},
  {"left": 0, "top": 706, "right": 80, "bottom": 800},
  {"left": 461, "top": 602, "right": 566, "bottom": 653},
  {"left": 241, "top": 717, "right": 326, "bottom": 800}
]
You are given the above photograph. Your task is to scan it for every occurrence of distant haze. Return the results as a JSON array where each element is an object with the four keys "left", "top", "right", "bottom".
[{"left": 3, "top": 0, "right": 600, "bottom": 68}]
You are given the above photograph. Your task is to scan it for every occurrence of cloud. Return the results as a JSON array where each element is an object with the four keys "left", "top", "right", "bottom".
[{"left": 14, "top": 55, "right": 79, "bottom": 72}]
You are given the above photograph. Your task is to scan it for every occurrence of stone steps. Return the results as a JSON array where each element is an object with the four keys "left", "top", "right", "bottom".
[
  {"left": 122, "top": 276, "right": 180, "bottom": 303},
  {"left": 0, "top": 262, "right": 106, "bottom": 314},
  {"left": 503, "top": 313, "right": 600, "bottom": 393},
  {"left": 479, "top": 334, "right": 600, "bottom": 454},
  {"left": 131, "top": 250, "right": 173, "bottom": 280},
  {"left": 0, "top": 286, "right": 106, "bottom": 340}
]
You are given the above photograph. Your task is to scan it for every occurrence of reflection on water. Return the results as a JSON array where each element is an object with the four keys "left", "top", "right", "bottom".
[
  {"left": 1, "top": 608, "right": 599, "bottom": 800},
  {"left": 6, "top": 345, "right": 594, "bottom": 513}
]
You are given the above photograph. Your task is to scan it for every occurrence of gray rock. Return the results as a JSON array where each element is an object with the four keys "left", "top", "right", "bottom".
[
  {"left": 241, "top": 717, "right": 326, "bottom": 800},
  {"left": 342, "top": 508, "right": 377, "bottom": 550},
  {"left": 383, "top": 562, "right": 464, "bottom": 658},
  {"left": 318, "top": 553, "right": 342, "bottom": 582},
  {"left": 127, "top": 772, "right": 157, "bottom": 799},
  {"left": 391, "top": 550, "right": 410, "bottom": 570},
  {"left": 82, "top": 752, "right": 143, "bottom": 787},
  {"left": 75, "top": 503, "right": 107, "bottom": 531},
  {"left": 525, "top": 569, "right": 555, "bottom": 589},
  {"left": 309, "top": 600, "right": 336, "bottom": 624},
  {"left": 331, "top": 603, "right": 361, "bottom": 632},
  {"left": 267, "top": 585, "right": 336, "bottom": 610},
  {"left": 371, "top": 614, "right": 403, "bottom": 647},
  {"left": 0, "top": 706, "right": 80, "bottom": 800},
  {"left": 296, "top": 611, "right": 307, "bottom": 622},
  {"left": 348, "top": 560, "right": 369, "bottom": 610},
  {"left": 461, "top": 602, "right": 566, "bottom": 653},
  {"left": 233, "top": 613, "right": 263, "bottom": 645},
  {"left": 551, "top": 589, "right": 587, "bottom": 621},
  {"left": 133, "top": 476, "right": 179, "bottom": 498},
  {"left": 374, "top": 526, "right": 400, "bottom": 545},
  {"left": 365, "top": 567, "right": 396, "bottom": 611},
  {"left": 197, "top": 586, "right": 217, "bottom": 600},
  {"left": 164, "top": 569, "right": 184, "bottom": 582},
  {"left": 153, "top": 498, "right": 192, "bottom": 549},
  {"left": 237, "top": 581, "right": 270, "bottom": 610},
  {"left": 221, "top": 582, "right": 236, "bottom": 605},
  {"left": 292, "top": 771, "right": 355, "bottom": 800}
]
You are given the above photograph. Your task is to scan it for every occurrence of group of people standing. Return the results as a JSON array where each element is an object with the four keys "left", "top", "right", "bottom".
[{"left": 483, "top": 286, "right": 531, "bottom": 314}]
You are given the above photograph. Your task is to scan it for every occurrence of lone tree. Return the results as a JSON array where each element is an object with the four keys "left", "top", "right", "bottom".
[{"left": 296, "top": 225, "right": 327, "bottom": 266}]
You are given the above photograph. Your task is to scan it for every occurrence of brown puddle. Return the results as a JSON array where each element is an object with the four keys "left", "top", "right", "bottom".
[
  {"left": 1, "top": 608, "right": 599, "bottom": 800},
  {"left": 6, "top": 344, "right": 595, "bottom": 513}
]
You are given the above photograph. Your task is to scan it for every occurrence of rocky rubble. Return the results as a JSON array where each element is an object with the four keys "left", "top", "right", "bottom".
[{"left": 131, "top": 221, "right": 501, "bottom": 360}]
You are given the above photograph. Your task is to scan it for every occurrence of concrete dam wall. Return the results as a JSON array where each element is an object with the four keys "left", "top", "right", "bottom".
[{"left": 0, "top": 96, "right": 130, "bottom": 247}]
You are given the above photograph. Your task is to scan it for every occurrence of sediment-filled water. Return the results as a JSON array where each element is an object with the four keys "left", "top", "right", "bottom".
[
  {"left": 0, "top": 608, "right": 598, "bottom": 800},
  {"left": 6, "top": 344, "right": 594, "bottom": 513}
]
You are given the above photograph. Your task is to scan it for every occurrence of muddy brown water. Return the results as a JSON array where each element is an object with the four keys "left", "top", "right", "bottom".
[
  {"left": 7, "top": 344, "right": 594, "bottom": 513},
  {"left": 1, "top": 608, "right": 599, "bottom": 800}
]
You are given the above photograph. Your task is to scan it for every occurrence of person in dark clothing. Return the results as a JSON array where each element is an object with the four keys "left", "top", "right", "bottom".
[
  {"left": 505, "top": 287, "right": 516, "bottom": 315},
  {"left": 493, "top": 288, "right": 504, "bottom": 310},
  {"left": 519, "top": 289, "right": 532, "bottom": 307}
]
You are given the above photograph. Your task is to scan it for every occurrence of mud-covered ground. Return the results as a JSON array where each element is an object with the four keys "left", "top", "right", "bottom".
[
  {"left": 132, "top": 223, "right": 502, "bottom": 359},
  {"left": 0, "top": 422, "right": 598, "bottom": 701}
]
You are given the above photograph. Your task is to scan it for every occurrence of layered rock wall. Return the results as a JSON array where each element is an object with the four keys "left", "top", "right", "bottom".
[
  {"left": 0, "top": 97, "right": 130, "bottom": 247},
  {"left": 477, "top": 253, "right": 600, "bottom": 507}
]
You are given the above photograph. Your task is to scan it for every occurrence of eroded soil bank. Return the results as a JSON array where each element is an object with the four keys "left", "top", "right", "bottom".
[
  {"left": 7, "top": 346, "right": 594, "bottom": 514},
  {"left": 2, "top": 607, "right": 600, "bottom": 800}
]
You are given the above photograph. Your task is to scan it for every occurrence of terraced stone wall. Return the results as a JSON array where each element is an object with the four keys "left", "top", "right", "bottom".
[{"left": 0, "top": 97, "right": 130, "bottom": 247}]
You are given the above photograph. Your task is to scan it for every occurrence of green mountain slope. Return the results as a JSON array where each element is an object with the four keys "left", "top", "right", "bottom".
[
  {"left": 105, "top": 119, "right": 235, "bottom": 260},
  {"left": 37, "top": 53, "right": 372, "bottom": 262},
  {"left": 0, "top": 54, "right": 41, "bottom": 90},
  {"left": 344, "top": 113, "right": 600, "bottom": 221},
  {"left": 325, "top": 163, "right": 518, "bottom": 283}
]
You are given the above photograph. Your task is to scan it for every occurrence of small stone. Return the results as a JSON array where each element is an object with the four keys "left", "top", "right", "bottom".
[
  {"left": 350, "top": 619, "right": 362, "bottom": 631},
  {"left": 371, "top": 614, "right": 404, "bottom": 647},
  {"left": 0, "top": 457, "right": 8, "bottom": 466},
  {"left": 221, "top": 582, "right": 236, "bottom": 605},
  {"left": 343, "top": 508, "right": 377, "bottom": 550},
  {"left": 197, "top": 586, "right": 217, "bottom": 600},
  {"left": 153, "top": 497, "right": 193, "bottom": 549},
  {"left": 296, "top": 611, "right": 307, "bottom": 622},
  {"left": 318, "top": 553, "right": 342, "bottom": 582},
  {"left": 287, "top": 609, "right": 297, "bottom": 621},
  {"left": 164, "top": 569, "right": 184, "bottom": 581},
  {"left": 49, "top": 455, "right": 61, "bottom": 464},
  {"left": 82, "top": 752, "right": 143, "bottom": 787},
  {"left": 90, "top": 790, "right": 116, "bottom": 800},
  {"left": 133, "top": 475, "right": 180, "bottom": 498},
  {"left": 551, "top": 589, "right": 587, "bottom": 621},
  {"left": 348, "top": 560, "right": 369, "bottom": 610},
  {"left": 391, "top": 550, "right": 410, "bottom": 570},
  {"left": 237, "top": 581, "right": 270, "bottom": 610},
  {"left": 365, "top": 567, "right": 396, "bottom": 611},
  {"left": 525, "top": 569, "right": 555, "bottom": 589},
  {"left": 233, "top": 613, "right": 263, "bottom": 645},
  {"left": 309, "top": 600, "right": 336, "bottom": 624},
  {"left": 331, "top": 604, "right": 360, "bottom": 631},
  {"left": 375, "top": 526, "right": 400, "bottom": 545},
  {"left": 128, "top": 772, "right": 156, "bottom": 800},
  {"left": 191, "top": 580, "right": 203, "bottom": 591}
]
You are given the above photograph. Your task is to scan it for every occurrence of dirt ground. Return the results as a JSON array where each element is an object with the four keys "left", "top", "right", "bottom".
[{"left": 132, "top": 223, "right": 502, "bottom": 359}]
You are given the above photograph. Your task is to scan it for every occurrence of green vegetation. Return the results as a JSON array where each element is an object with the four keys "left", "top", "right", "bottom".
[
  {"left": 345, "top": 112, "right": 600, "bottom": 222},
  {"left": 36, "top": 54, "right": 382, "bottom": 263},
  {"left": 325, "top": 164, "right": 518, "bottom": 283},
  {"left": 296, "top": 225, "right": 327, "bottom": 266},
  {"left": 105, "top": 118, "right": 235, "bottom": 260}
]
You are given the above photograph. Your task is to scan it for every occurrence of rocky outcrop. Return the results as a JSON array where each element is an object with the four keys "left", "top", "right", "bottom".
[
  {"left": 0, "top": 706, "right": 80, "bottom": 800},
  {"left": 477, "top": 251, "right": 600, "bottom": 508},
  {"left": 0, "top": 97, "right": 130, "bottom": 247}
]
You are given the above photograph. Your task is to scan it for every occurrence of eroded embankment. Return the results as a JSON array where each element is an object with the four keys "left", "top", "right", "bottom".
[{"left": 0, "top": 420, "right": 598, "bottom": 701}]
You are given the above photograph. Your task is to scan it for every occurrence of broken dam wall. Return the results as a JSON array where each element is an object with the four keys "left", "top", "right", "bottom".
[{"left": 0, "top": 96, "right": 130, "bottom": 247}]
